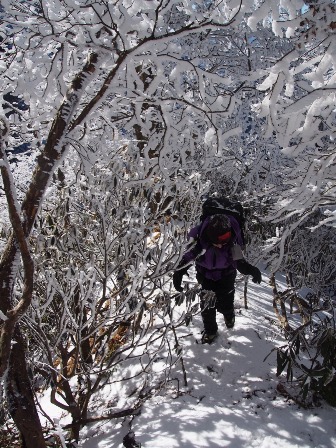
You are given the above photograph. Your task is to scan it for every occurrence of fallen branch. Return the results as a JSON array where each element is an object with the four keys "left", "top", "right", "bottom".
[
  {"left": 276, "top": 382, "right": 309, "bottom": 409},
  {"left": 62, "top": 406, "right": 141, "bottom": 429}
]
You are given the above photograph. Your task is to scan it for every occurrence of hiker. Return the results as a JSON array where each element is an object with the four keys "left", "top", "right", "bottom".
[{"left": 173, "top": 213, "right": 262, "bottom": 344}]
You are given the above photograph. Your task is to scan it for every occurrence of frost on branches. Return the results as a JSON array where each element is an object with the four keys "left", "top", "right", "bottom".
[
  {"left": 0, "top": 0, "right": 270, "bottom": 444},
  {"left": 250, "top": 0, "right": 336, "bottom": 406},
  {"left": 250, "top": 0, "right": 336, "bottom": 267},
  {"left": 0, "top": 0, "right": 335, "bottom": 445}
]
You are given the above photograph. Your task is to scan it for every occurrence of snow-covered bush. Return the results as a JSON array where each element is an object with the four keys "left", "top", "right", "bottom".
[
  {"left": 1, "top": 0, "right": 335, "bottom": 444},
  {"left": 23, "top": 148, "right": 206, "bottom": 440}
]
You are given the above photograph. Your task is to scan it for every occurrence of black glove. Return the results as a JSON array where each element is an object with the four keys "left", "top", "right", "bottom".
[
  {"left": 173, "top": 271, "right": 184, "bottom": 292},
  {"left": 237, "top": 260, "right": 262, "bottom": 284},
  {"left": 251, "top": 267, "right": 262, "bottom": 284}
]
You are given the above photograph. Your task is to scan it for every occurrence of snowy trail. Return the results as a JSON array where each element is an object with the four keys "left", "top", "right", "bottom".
[{"left": 76, "top": 274, "right": 336, "bottom": 447}]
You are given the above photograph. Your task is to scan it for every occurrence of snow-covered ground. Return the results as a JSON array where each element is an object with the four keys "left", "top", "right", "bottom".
[{"left": 44, "top": 271, "right": 334, "bottom": 448}]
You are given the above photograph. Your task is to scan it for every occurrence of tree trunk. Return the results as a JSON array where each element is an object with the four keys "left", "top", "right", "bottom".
[
  {"left": 0, "top": 239, "right": 46, "bottom": 448},
  {"left": 0, "top": 52, "right": 101, "bottom": 445},
  {"left": 5, "top": 327, "right": 46, "bottom": 448}
]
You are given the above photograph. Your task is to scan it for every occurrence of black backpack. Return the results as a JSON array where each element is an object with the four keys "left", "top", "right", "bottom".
[{"left": 201, "top": 197, "right": 246, "bottom": 245}]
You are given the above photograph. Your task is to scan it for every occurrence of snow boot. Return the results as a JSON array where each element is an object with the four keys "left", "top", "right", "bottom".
[
  {"left": 201, "top": 331, "right": 218, "bottom": 344},
  {"left": 224, "top": 314, "right": 235, "bottom": 329}
]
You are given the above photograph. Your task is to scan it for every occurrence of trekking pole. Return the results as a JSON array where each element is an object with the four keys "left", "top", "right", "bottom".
[{"left": 244, "top": 276, "right": 248, "bottom": 309}]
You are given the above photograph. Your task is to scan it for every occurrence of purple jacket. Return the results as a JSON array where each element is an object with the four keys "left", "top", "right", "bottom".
[{"left": 182, "top": 215, "right": 244, "bottom": 281}]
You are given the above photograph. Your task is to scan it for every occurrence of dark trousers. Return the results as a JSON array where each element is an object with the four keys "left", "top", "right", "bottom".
[{"left": 199, "top": 272, "right": 236, "bottom": 334}]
